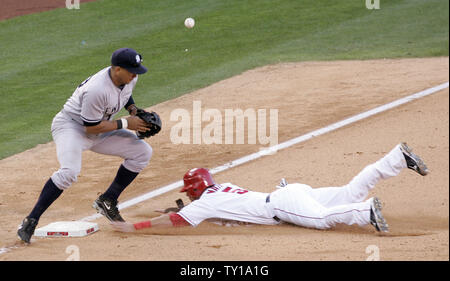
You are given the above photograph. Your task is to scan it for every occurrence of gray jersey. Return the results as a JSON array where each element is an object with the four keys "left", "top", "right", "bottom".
[
  {"left": 62, "top": 67, "right": 137, "bottom": 125},
  {"left": 50, "top": 67, "right": 150, "bottom": 189}
]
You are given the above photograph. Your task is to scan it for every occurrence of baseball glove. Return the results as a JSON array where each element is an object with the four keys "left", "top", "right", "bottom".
[{"left": 135, "top": 109, "right": 162, "bottom": 139}]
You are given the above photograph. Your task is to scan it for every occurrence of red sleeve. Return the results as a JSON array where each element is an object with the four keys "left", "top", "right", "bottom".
[{"left": 169, "top": 213, "right": 191, "bottom": 227}]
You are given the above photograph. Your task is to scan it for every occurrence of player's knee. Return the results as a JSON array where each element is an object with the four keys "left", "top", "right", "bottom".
[
  {"left": 51, "top": 167, "right": 80, "bottom": 190},
  {"left": 137, "top": 142, "right": 153, "bottom": 164},
  {"left": 128, "top": 142, "right": 152, "bottom": 172},
  {"left": 142, "top": 143, "right": 153, "bottom": 162},
  {"left": 311, "top": 211, "right": 333, "bottom": 230}
]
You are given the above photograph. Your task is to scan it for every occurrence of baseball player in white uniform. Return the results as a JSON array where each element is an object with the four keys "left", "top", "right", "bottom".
[
  {"left": 18, "top": 48, "right": 158, "bottom": 243},
  {"left": 112, "top": 142, "right": 429, "bottom": 233}
]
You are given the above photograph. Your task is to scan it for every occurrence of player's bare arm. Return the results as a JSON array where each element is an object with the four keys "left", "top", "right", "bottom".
[
  {"left": 84, "top": 116, "right": 150, "bottom": 134},
  {"left": 111, "top": 212, "right": 190, "bottom": 232}
]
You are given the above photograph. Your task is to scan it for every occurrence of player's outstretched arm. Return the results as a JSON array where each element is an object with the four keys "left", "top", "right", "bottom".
[
  {"left": 111, "top": 213, "right": 191, "bottom": 232},
  {"left": 84, "top": 117, "right": 150, "bottom": 134}
]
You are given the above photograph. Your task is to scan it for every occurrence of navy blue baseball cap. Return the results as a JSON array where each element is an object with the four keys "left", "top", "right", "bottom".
[{"left": 111, "top": 48, "right": 148, "bottom": 74}]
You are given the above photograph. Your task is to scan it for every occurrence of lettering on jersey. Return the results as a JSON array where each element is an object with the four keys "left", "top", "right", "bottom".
[
  {"left": 104, "top": 107, "right": 117, "bottom": 120},
  {"left": 222, "top": 186, "right": 249, "bottom": 194},
  {"left": 206, "top": 185, "right": 220, "bottom": 194},
  {"left": 206, "top": 185, "right": 249, "bottom": 195}
]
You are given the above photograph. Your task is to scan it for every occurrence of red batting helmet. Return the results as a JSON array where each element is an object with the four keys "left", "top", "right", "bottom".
[{"left": 181, "top": 168, "right": 215, "bottom": 200}]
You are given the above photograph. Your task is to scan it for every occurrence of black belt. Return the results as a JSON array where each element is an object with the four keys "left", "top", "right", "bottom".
[{"left": 266, "top": 194, "right": 281, "bottom": 222}]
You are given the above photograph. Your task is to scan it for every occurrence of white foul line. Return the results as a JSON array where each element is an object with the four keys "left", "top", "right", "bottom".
[{"left": 81, "top": 81, "right": 449, "bottom": 222}]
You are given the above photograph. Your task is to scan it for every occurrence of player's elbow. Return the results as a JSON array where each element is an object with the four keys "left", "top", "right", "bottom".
[
  {"left": 169, "top": 213, "right": 191, "bottom": 227},
  {"left": 85, "top": 121, "right": 110, "bottom": 134},
  {"left": 85, "top": 125, "right": 102, "bottom": 134}
]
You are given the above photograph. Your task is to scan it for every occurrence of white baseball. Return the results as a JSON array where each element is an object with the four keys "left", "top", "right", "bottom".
[{"left": 184, "top": 17, "right": 195, "bottom": 29}]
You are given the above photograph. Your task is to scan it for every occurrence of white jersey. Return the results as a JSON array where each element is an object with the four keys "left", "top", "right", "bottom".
[
  {"left": 178, "top": 183, "right": 280, "bottom": 226},
  {"left": 62, "top": 66, "right": 137, "bottom": 125},
  {"left": 179, "top": 144, "right": 409, "bottom": 231}
]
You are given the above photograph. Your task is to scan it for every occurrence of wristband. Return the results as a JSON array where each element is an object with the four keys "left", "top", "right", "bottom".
[
  {"left": 116, "top": 119, "right": 123, "bottom": 130},
  {"left": 116, "top": 118, "right": 128, "bottom": 130},
  {"left": 121, "top": 118, "right": 128, "bottom": 129},
  {"left": 134, "top": 220, "right": 151, "bottom": 230}
]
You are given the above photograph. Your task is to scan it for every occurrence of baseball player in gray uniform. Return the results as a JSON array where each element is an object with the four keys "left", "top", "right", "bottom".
[
  {"left": 17, "top": 48, "right": 161, "bottom": 243},
  {"left": 112, "top": 142, "right": 428, "bottom": 233}
]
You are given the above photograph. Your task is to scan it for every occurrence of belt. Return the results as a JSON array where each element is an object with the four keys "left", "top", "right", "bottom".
[{"left": 266, "top": 194, "right": 281, "bottom": 222}]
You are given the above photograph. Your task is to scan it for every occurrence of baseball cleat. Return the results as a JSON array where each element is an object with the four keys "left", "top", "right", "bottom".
[
  {"left": 93, "top": 194, "right": 125, "bottom": 222},
  {"left": 370, "top": 197, "right": 389, "bottom": 233},
  {"left": 17, "top": 217, "right": 38, "bottom": 244},
  {"left": 400, "top": 142, "right": 429, "bottom": 176}
]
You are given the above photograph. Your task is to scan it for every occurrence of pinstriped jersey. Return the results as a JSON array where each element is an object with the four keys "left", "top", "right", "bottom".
[
  {"left": 62, "top": 67, "right": 137, "bottom": 125},
  {"left": 177, "top": 183, "right": 279, "bottom": 226}
]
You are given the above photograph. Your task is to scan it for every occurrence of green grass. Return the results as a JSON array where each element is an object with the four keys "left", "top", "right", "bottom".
[{"left": 0, "top": 0, "right": 448, "bottom": 159}]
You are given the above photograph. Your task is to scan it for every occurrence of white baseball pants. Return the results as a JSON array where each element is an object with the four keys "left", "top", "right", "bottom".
[
  {"left": 269, "top": 144, "right": 407, "bottom": 229},
  {"left": 50, "top": 111, "right": 152, "bottom": 190}
]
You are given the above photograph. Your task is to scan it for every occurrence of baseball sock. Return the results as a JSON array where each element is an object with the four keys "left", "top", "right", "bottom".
[
  {"left": 103, "top": 165, "right": 138, "bottom": 201},
  {"left": 28, "top": 178, "right": 63, "bottom": 221}
]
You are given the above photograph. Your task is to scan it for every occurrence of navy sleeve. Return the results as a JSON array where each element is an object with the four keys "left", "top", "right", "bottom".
[
  {"left": 125, "top": 95, "right": 135, "bottom": 109},
  {"left": 83, "top": 120, "right": 101, "bottom": 127}
]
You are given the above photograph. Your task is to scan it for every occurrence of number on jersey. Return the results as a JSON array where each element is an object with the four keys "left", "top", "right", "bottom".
[
  {"left": 221, "top": 186, "right": 248, "bottom": 194},
  {"left": 206, "top": 184, "right": 249, "bottom": 194}
]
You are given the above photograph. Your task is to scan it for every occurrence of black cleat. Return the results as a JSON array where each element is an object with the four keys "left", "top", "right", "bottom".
[
  {"left": 400, "top": 142, "right": 429, "bottom": 176},
  {"left": 92, "top": 194, "right": 125, "bottom": 222},
  {"left": 17, "top": 217, "right": 38, "bottom": 244},
  {"left": 370, "top": 197, "right": 389, "bottom": 233}
]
